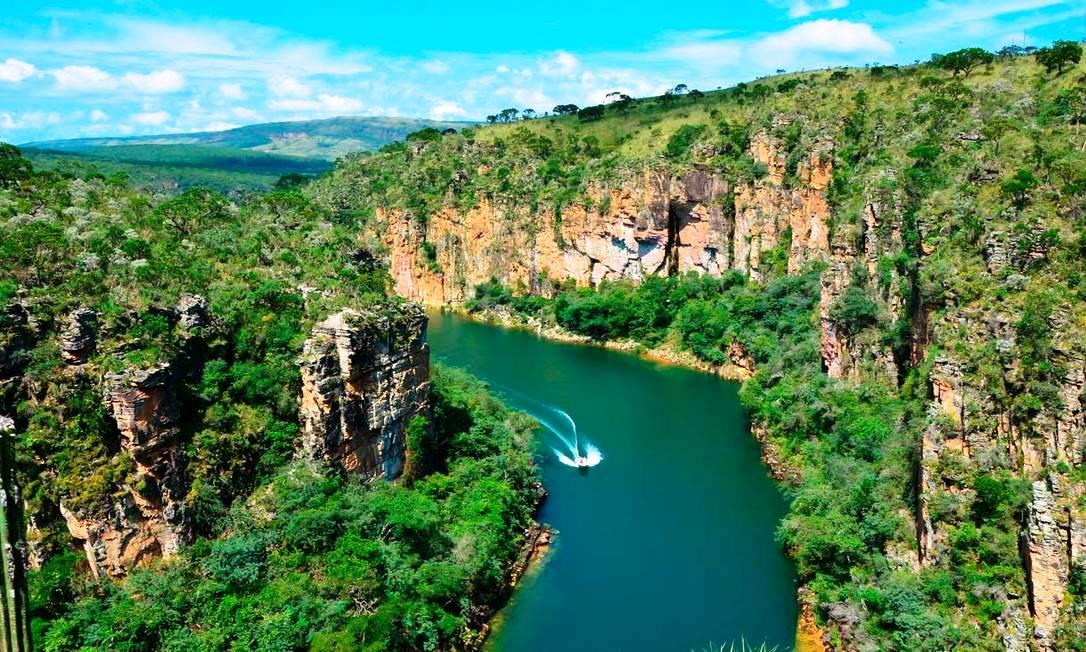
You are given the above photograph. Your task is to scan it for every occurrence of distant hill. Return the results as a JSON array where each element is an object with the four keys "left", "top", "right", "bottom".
[
  {"left": 22, "top": 116, "right": 474, "bottom": 161},
  {"left": 24, "top": 144, "right": 333, "bottom": 195}
]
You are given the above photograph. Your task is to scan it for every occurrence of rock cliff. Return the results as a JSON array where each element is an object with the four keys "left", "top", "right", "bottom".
[
  {"left": 299, "top": 304, "right": 431, "bottom": 479},
  {"left": 57, "top": 295, "right": 213, "bottom": 578},
  {"left": 383, "top": 127, "right": 833, "bottom": 304},
  {"left": 61, "top": 362, "right": 192, "bottom": 578},
  {"left": 915, "top": 306, "right": 1086, "bottom": 649},
  {"left": 59, "top": 308, "right": 97, "bottom": 365}
]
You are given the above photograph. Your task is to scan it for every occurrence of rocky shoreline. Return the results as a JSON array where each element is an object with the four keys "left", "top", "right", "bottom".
[{"left": 466, "top": 482, "right": 554, "bottom": 651}]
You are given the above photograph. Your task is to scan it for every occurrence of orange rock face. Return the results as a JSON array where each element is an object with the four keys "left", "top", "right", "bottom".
[{"left": 383, "top": 133, "right": 833, "bottom": 305}]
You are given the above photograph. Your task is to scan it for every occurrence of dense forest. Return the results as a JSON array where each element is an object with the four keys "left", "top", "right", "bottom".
[
  {"left": 0, "top": 143, "right": 541, "bottom": 650},
  {"left": 1, "top": 39, "right": 1085, "bottom": 652}
]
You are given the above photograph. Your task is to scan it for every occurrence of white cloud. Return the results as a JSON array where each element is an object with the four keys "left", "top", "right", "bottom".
[
  {"left": 0, "top": 59, "right": 36, "bottom": 83},
  {"left": 269, "top": 76, "right": 311, "bottom": 97},
  {"left": 494, "top": 86, "right": 553, "bottom": 111},
  {"left": 315, "top": 93, "right": 363, "bottom": 113},
  {"left": 90, "top": 109, "right": 109, "bottom": 122},
  {"left": 203, "top": 121, "right": 240, "bottom": 132},
  {"left": 51, "top": 65, "right": 115, "bottom": 91},
  {"left": 0, "top": 111, "right": 62, "bottom": 129},
  {"left": 219, "top": 83, "right": 246, "bottom": 100},
  {"left": 231, "top": 106, "right": 259, "bottom": 119},
  {"left": 124, "top": 69, "right": 186, "bottom": 94},
  {"left": 429, "top": 101, "right": 467, "bottom": 120},
  {"left": 751, "top": 19, "right": 893, "bottom": 68},
  {"left": 772, "top": 0, "right": 849, "bottom": 19},
  {"left": 110, "top": 18, "right": 239, "bottom": 56},
  {"left": 656, "top": 41, "right": 743, "bottom": 65},
  {"left": 888, "top": 0, "right": 1072, "bottom": 39},
  {"left": 131, "top": 110, "right": 171, "bottom": 126},
  {"left": 540, "top": 51, "right": 579, "bottom": 77},
  {"left": 421, "top": 60, "right": 450, "bottom": 75},
  {"left": 268, "top": 93, "right": 363, "bottom": 114}
]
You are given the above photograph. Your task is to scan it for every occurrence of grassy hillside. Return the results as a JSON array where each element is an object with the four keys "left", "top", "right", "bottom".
[
  {"left": 24, "top": 116, "right": 474, "bottom": 161},
  {"left": 24, "top": 144, "right": 332, "bottom": 195}
]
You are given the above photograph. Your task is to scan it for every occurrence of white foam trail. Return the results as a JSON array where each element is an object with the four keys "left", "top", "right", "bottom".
[
  {"left": 482, "top": 385, "right": 603, "bottom": 469},
  {"left": 582, "top": 443, "right": 603, "bottom": 466},
  {"left": 542, "top": 408, "right": 603, "bottom": 468}
]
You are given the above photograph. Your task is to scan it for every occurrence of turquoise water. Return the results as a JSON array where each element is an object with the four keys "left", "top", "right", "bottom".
[{"left": 426, "top": 312, "right": 797, "bottom": 652}]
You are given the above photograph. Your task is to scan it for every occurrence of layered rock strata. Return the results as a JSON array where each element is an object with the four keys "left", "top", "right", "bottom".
[
  {"left": 384, "top": 129, "right": 833, "bottom": 304},
  {"left": 61, "top": 363, "right": 191, "bottom": 578},
  {"left": 299, "top": 305, "right": 431, "bottom": 479}
]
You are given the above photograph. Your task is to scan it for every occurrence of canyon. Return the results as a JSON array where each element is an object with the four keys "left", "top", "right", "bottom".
[{"left": 378, "top": 121, "right": 1086, "bottom": 650}]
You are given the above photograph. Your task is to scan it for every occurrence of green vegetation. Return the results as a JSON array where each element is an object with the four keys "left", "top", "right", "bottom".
[
  {"left": 24, "top": 116, "right": 473, "bottom": 161},
  {"left": 4, "top": 39, "right": 1086, "bottom": 651},
  {"left": 30, "top": 367, "right": 539, "bottom": 651},
  {"left": 332, "top": 44, "right": 1086, "bottom": 649},
  {"left": 24, "top": 144, "right": 331, "bottom": 195},
  {"left": 0, "top": 144, "right": 541, "bottom": 650}
]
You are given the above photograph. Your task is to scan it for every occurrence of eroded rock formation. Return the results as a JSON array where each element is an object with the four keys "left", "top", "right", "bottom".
[
  {"left": 62, "top": 362, "right": 191, "bottom": 578},
  {"left": 913, "top": 305, "right": 1086, "bottom": 650},
  {"left": 59, "top": 308, "right": 97, "bottom": 365},
  {"left": 384, "top": 127, "right": 833, "bottom": 304},
  {"left": 299, "top": 304, "right": 431, "bottom": 479}
]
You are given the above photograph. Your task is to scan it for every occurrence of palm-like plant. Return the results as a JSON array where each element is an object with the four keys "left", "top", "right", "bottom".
[{"left": 0, "top": 417, "right": 31, "bottom": 652}]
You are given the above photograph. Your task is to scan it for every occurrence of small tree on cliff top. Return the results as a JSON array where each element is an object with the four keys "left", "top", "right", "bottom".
[
  {"left": 1035, "top": 40, "right": 1083, "bottom": 74},
  {"left": 934, "top": 48, "right": 994, "bottom": 77}
]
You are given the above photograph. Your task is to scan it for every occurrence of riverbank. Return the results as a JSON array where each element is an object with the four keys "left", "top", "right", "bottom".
[
  {"left": 433, "top": 303, "right": 829, "bottom": 651},
  {"left": 467, "top": 483, "right": 553, "bottom": 651},
  {"left": 436, "top": 304, "right": 807, "bottom": 485}
]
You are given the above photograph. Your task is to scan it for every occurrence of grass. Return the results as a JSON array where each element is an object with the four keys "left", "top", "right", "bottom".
[{"left": 24, "top": 144, "right": 332, "bottom": 195}]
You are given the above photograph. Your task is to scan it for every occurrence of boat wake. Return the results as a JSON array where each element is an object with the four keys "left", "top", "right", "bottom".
[
  {"left": 481, "top": 382, "right": 603, "bottom": 469},
  {"left": 535, "top": 406, "right": 603, "bottom": 469}
]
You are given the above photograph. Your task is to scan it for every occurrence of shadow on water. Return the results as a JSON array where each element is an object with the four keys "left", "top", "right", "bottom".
[{"left": 426, "top": 312, "right": 797, "bottom": 652}]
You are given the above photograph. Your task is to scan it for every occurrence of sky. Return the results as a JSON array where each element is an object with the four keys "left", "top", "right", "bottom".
[{"left": 0, "top": 1, "right": 1084, "bottom": 143}]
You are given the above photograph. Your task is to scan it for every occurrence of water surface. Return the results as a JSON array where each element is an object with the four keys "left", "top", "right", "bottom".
[{"left": 427, "top": 312, "right": 797, "bottom": 652}]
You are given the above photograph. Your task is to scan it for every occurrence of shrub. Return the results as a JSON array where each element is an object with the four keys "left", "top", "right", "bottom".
[{"left": 830, "top": 286, "right": 880, "bottom": 333}]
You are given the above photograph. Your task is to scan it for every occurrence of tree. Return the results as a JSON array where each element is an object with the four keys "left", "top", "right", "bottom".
[
  {"left": 0, "top": 418, "right": 31, "bottom": 652},
  {"left": 671, "top": 83, "right": 688, "bottom": 95},
  {"left": 605, "top": 92, "right": 634, "bottom": 112},
  {"left": 577, "top": 105, "right": 605, "bottom": 121},
  {"left": 497, "top": 108, "right": 519, "bottom": 123},
  {"left": 0, "top": 144, "right": 32, "bottom": 189},
  {"left": 1035, "top": 40, "right": 1083, "bottom": 74},
  {"left": 935, "top": 47, "right": 994, "bottom": 77},
  {"left": 552, "top": 104, "right": 579, "bottom": 115},
  {"left": 830, "top": 286, "right": 881, "bottom": 333},
  {"left": 997, "top": 45, "right": 1025, "bottom": 59},
  {"left": 155, "top": 188, "right": 231, "bottom": 236},
  {"left": 665, "top": 124, "right": 707, "bottom": 160},
  {"left": 485, "top": 115, "right": 497, "bottom": 124},
  {"left": 1001, "top": 168, "right": 1040, "bottom": 209},
  {"left": 981, "top": 115, "right": 1018, "bottom": 156},
  {"left": 521, "top": 108, "right": 536, "bottom": 120},
  {"left": 274, "top": 173, "right": 311, "bottom": 190},
  {"left": 406, "top": 127, "right": 443, "bottom": 142}
]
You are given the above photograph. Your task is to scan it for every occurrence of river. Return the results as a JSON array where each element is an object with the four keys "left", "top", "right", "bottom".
[{"left": 426, "top": 312, "right": 797, "bottom": 652}]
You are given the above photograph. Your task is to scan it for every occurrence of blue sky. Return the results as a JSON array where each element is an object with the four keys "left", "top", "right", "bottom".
[{"left": 1, "top": 1, "right": 1083, "bottom": 143}]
